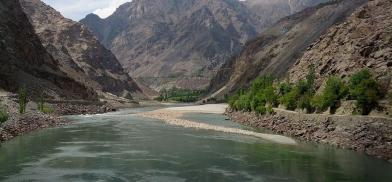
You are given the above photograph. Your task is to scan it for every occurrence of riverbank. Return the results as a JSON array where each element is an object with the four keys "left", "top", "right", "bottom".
[
  {"left": 138, "top": 104, "right": 297, "bottom": 145},
  {"left": 226, "top": 108, "right": 392, "bottom": 162},
  {"left": 0, "top": 92, "right": 128, "bottom": 143}
]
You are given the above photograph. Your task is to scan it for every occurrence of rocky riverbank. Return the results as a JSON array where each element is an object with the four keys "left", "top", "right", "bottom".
[
  {"left": 226, "top": 108, "right": 392, "bottom": 162},
  {"left": 0, "top": 93, "right": 121, "bottom": 143}
]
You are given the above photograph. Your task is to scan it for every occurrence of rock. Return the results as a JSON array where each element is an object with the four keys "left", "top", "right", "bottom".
[{"left": 20, "top": 0, "right": 144, "bottom": 99}]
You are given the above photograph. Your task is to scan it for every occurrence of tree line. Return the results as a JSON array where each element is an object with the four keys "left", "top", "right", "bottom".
[{"left": 229, "top": 66, "right": 390, "bottom": 116}]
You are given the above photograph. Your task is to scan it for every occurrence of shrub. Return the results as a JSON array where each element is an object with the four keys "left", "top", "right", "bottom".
[
  {"left": 278, "top": 81, "right": 292, "bottom": 97},
  {"left": 255, "top": 105, "right": 266, "bottom": 115},
  {"left": 349, "top": 69, "right": 381, "bottom": 115},
  {"left": 19, "top": 87, "right": 28, "bottom": 114},
  {"left": 264, "top": 86, "right": 278, "bottom": 107},
  {"left": 266, "top": 105, "right": 274, "bottom": 114},
  {"left": 280, "top": 88, "right": 298, "bottom": 110},
  {"left": 41, "top": 105, "right": 54, "bottom": 114},
  {"left": 298, "top": 93, "right": 314, "bottom": 113},
  {"left": 313, "top": 76, "right": 348, "bottom": 114},
  {"left": 0, "top": 107, "right": 9, "bottom": 123}
]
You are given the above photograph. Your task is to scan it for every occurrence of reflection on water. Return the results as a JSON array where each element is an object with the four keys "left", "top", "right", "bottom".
[{"left": 0, "top": 107, "right": 391, "bottom": 182}]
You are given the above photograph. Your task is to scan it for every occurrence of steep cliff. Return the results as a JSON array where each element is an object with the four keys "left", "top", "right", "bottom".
[
  {"left": 0, "top": 0, "right": 96, "bottom": 100},
  {"left": 289, "top": 0, "right": 392, "bottom": 93},
  {"left": 20, "top": 0, "right": 144, "bottom": 99},
  {"left": 208, "top": 0, "right": 368, "bottom": 98}
]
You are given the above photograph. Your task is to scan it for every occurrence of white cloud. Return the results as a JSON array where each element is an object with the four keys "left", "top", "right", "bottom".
[
  {"left": 42, "top": 0, "right": 131, "bottom": 21},
  {"left": 93, "top": 0, "right": 131, "bottom": 19}
]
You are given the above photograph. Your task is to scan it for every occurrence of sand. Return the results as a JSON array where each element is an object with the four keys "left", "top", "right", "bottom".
[{"left": 138, "top": 104, "right": 297, "bottom": 145}]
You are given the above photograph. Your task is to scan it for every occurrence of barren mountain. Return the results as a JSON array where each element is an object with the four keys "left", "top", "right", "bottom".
[
  {"left": 20, "top": 0, "right": 144, "bottom": 99},
  {"left": 0, "top": 0, "right": 96, "bottom": 100},
  {"left": 208, "top": 0, "right": 368, "bottom": 98},
  {"left": 289, "top": 0, "right": 392, "bottom": 93},
  {"left": 81, "top": 0, "right": 266, "bottom": 90},
  {"left": 243, "top": 0, "right": 329, "bottom": 27},
  {"left": 81, "top": 0, "right": 327, "bottom": 90}
]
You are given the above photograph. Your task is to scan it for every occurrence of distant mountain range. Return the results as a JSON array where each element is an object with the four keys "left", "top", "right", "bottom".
[{"left": 80, "top": 0, "right": 328, "bottom": 90}]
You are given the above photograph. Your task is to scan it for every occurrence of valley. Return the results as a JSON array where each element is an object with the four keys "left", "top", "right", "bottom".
[{"left": 0, "top": 0, "right": 391, "bottom": 181}]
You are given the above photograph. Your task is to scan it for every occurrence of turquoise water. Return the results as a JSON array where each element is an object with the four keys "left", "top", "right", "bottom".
[{"left": 0, "top": 107, "right": 391, "bottom": 181}]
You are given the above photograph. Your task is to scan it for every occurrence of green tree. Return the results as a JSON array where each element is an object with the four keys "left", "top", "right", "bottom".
[
  {"left": 349, "top": 69, "right": 381, "bottom": 115},
  {"left": 280, "top": 88, "right": 299, "bottom": 111},
  {"left": 313, "top": 76, "right": 348, "bottom": 114},
  {"left": 18, "top": 87, "right": 28, "bottom": 114},
  {"left": 306, "top": 64, "right": 316, "bottom": 94}
]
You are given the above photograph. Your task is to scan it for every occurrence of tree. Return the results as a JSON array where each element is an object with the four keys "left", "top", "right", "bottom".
[
  {"left": 349, "top": 69, "right": 381, "bottom": 115},
  {"left": 313, "top": 76, "right": 348, "bottom": 114},
  {"left": 18, "top": 87, "right": 28, "bottom": 114},
  {"left": 306, "top": 64, "right": 316, "bottom": 94}
]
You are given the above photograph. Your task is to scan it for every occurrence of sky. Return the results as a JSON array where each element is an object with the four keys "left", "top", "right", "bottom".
[{"left": 42, "top": 0, "right": 131, "bottom": 21}]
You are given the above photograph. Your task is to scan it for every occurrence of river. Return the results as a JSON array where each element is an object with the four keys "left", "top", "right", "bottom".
[{"left": 0, "top": 106, "right": 391, "bottom": 181}]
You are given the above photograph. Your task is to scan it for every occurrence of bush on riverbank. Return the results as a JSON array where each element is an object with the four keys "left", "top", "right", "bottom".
[
  {"left": 18, "top": 87, "right": 27, "bottom": 114},
  {"left": 0, "top": 106, "right": 8, "bottom": 123},
  {"left": 229, "top": 68, "right": 385, "bottom": 116}
]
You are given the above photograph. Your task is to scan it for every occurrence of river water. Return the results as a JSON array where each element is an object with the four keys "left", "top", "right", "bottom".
[{"left": 0, "top": 106, "right": 391, "bottom": 181}]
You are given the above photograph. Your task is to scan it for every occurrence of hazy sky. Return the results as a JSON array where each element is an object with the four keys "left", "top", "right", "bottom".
[{"left": 42, "top": 0, "right": 131, "bottom": 21}]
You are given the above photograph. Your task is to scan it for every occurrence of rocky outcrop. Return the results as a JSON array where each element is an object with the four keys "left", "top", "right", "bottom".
[
  {"left": 81, "top": 0, "right": 327, "bottom": 90},
  {"left": 289, "top": 0, "right": 392, "bottom": 93},
  {"left": 0, "top": 0, "right": 96, "bottom": 100},
  {"left": 20, "top": 0, "right": 144, "bottom": 99},
  {"left": 227, "top": 109, "right": 392, "bottom": 162},
  {"left": 208, "top": 0, "right": 368, "bottom": 99}
]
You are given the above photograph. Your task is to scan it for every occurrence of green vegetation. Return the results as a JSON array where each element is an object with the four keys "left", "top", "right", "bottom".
[
  {"left": 19, "top": 87, "right": 28, "bottom": 114},
  {"left": 348, "top": 69, "right": 381, "bottom": 115},
  {"left": 229, "top": 68, "right": 385, "bottom": 116},
  {"left": 312, "top": 76, "right": 348, "bottom": 114},
  {"left": 37, "top": 93, "right": 53, "bottom": 114},
  {"left": 156, "top": 87, "right": 204, "bottom": 103},
  {"left": 0, "top": 106, "right": 8, "bottom": 123}
]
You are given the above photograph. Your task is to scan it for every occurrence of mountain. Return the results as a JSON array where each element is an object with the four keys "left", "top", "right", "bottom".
[
  {"left": 20, "top": 0, "right": 144, "bottom": 99},
  {"left": 81, "top": 0, "right": 330, "bottom": 90},
  {"left": 208, "top": 0, "right": 368, "bottom": 99},
  {"left": 243, "top": 0, "right": 329, "bottom": 27},
  {"left": 288, "top": 0, "right": 391, "bottom": 93},
  {"left": 0, "top": 0, "right": 96, "bottom": 100},
  {"left": 80, "top": 0, "right": 266, "bottom": 90}
]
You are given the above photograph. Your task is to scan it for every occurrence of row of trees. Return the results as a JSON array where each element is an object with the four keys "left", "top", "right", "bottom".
[
  {"left": 156, "top": 87, "right": 204, "bottom": 103},
  {"left": 229, "top": 67, "right": 387, "bottom": 115}
]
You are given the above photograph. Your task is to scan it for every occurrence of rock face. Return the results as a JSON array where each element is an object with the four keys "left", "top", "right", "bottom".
[
  {"left": 243, "top": 0, "right": 329, "bottom": 27},
  {"left": 20, "top": 0, "right": 144, "bottom": 99},
  {"left": 208, "top": 0, "right": 367, "bottom": 98},
  {"left": 289, "top": 0, "right": 392, "bottom": 93},
  {"left": 81, "top": 0, "right": 327, "bottom": 90},
  {"left": 0, "top": 0, "right": 96, "bottom": 100}
]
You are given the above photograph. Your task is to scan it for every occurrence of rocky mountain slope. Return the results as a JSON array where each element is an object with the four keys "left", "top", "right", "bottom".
[
  {"left": 289, "top": 0, "right": 391, "bottom": 93},
  {"left": 81, "top": 0, "right": 328, "bottom": 90},
  {"left": 243, "top": 0, "right": 329, "bottom": 27},
  {"left": 80, "top": 0, "right": 263, "bottom": 90},
  {"left": 20, "top": 0, "right": 144, "bottom": 99},
  {"left": 0, "top": 0, "right": 95, "bottom": 100},
  {"left": 208, "top": 0, "right": 368, "bottom": 98}
]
